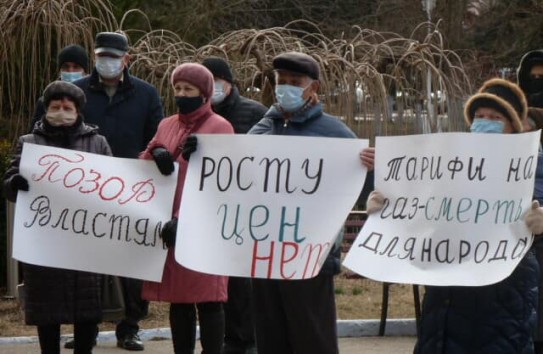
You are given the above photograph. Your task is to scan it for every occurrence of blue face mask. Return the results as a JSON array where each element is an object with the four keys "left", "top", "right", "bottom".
[
  {"left": 275, "top": 84, "right": 308, "bottom": 112},
  {"left": 470, "top": 118, "right": 505, "bottom": 134},
  {"left": 60, "top": 71, "right": 84, "bottom": 83},
  {"left": 211, "top": 81, "right": 227, "bottom": 105}
]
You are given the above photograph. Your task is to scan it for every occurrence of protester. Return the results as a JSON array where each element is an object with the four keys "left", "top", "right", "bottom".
[
  {"left": 3, "top": 80, "right": 112, "bottom": 354},
  {"left": 518, "top": 50, "right": 543, "bottom": 354},
  {"left": 30, "top": 44, "right": 89, "bottom": 130},
  {"left": 202, "top": 56, "right": 267, "bottom": 354},
  {"left": 245, "top": 51, "right": 357, "bottom": 354},
  {"left": 140, "top": 62, "right": 234, "bottom": 354},
  {"left": 72, "top": 31, "right": 164, "bottom": 351},
  {"left": 367, "top": 78, "right": 543, "bottom": 353}
]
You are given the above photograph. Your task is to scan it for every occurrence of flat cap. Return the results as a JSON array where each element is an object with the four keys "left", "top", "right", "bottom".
[
  {"left": 272, "top": 52, "right": 320, "bottom": 80},
  {"left": 43, "top": 81, "right": 86, "bottom": 110},
  {"left": 94, "top": 32, "right": 128, "bottom": 57}
]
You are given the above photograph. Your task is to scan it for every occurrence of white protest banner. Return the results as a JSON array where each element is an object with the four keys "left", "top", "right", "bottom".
[
  {"left": 176, "top": 134, "right": 368, "bottom": 279},
  {"left": 344, "top": 131, "right": 541, "bottom": 286},
  {"left": 13, "top": 143, "right": 177, "bottom": 281}
]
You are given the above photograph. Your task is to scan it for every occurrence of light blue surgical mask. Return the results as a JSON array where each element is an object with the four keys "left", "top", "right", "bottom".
[
  {"left": 211, "top": 81, "right": 227, "bottom": 105},
  {"left": 470, "top": 118, "right": 505, "bottom": 134},
  {"left": 275, "top": 84, "right": 309, "bottom": 112},
  {"left": 95, "top": 57, "right": 124, "bottom": 79},
  {"left": 60, "top": 71, "right": 84, "bottom": 83}
]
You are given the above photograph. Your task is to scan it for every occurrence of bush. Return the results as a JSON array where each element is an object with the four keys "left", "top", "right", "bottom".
[{"left": 0, "top": 139, "right": 13, "bottom": 287}]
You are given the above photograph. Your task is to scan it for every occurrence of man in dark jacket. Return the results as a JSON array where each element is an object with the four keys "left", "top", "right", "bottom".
[
  {"left": 30, "top": 44, "right": 89, "bottom": 131},
  {"left": 71, "top": 31, "right": 164, "bottom": 351},
  {"left": 248, "top": 52, "right": 356, "bottom": 354},
  {"left": 203, "top": 57, "right": 267, "bottom": 134},
  {"left": 202, "top": 56, "right": 267, "bottom": 354},
  {"left": 518, "top": 49, "right": 543, "bottom": 354}
]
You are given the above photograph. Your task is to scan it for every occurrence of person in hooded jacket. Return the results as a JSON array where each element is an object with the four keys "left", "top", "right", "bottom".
[
  {"left": 246, "top": 51, "right": 356, "bottom": 354},
  {"left": 140, "top": 62, "right": 234, "bottom": 354},
  {"left": 518, "top": 49, "right": 543, "bottom": 354},
  {"left": 3, "top": 80, "right": 112, "bottom": 354},
  {"left": 367, "top": 78, "right": 543, "bottom": 354}
]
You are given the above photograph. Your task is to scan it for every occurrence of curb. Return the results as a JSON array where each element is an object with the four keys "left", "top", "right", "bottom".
[{"left": 0, "top": 319, "right": 416, "bottom": 346}]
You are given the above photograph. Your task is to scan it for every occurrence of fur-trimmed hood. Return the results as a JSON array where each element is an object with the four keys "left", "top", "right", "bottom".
[{"left": 464, "top": 78, "right": 527, "bottom": 133}]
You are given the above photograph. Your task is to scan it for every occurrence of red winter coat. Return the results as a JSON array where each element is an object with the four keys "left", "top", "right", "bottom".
[{"left": 141, "top": 103, "right": 233, "bottom": 303}]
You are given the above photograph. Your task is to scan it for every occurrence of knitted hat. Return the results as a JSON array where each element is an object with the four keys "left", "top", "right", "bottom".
[
  {"left": 170, "top": 63, "right": 214, "bottom": 100},
  {"left": 43, "top": 81, "right": 86, "bottom": 110},
  {"left": 272, "top": 52, "right": 320, "bottom": 80},
  {"left": 202, "top": 57, "right": 234, "bottom": 83},
  {"left": 94, "top": 32, "right": 128, "bottom": 57},
  {"left": 464, "top": 78, "right": 527, "bottom": 133},
  {"left": 58, "top": 45, "right": 89, "bottom": 72}
]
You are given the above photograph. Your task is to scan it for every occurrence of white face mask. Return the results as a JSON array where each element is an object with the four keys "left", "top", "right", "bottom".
[
  {"left": 95, "top": 57, "right": 124, "bottom": 79},
  {"left": 211, "top": 81, "right": 227, "bottom": 105},
  {"left": 45, "top": 110, "right": 78, "bottom": 126}
]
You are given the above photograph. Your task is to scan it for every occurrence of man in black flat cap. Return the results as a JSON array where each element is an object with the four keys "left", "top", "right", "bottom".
[
  {"left": 202, "top": 56, "right": 266, "bottom": 354},
  {"left": 247, "top": 51, "right": 356, "bottom": 354},
  {"left": 67, "top": 31, "right": 164, "bottom": 352},
  {"left": 30, "top": 44, "right": 89, "bottom": 130}
]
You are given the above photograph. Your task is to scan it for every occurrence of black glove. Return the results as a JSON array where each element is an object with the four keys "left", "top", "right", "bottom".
[
  {"left": 160, "top": 218, "right": 178, "bottom": 248},
  {"left": 10, "top": 174, "right": 29, "bottom": 192},
  {"left": 151, "top": 147, "right": 175, "bottom": 175},
  {"left": 182, "top": 135, "right": 198, "bottom": 161}
]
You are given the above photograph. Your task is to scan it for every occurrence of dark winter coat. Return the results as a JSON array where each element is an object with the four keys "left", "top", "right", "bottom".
[
  {"left": 3, "top": 119, "right": 112, "bottom": 325},
  {"left": 73, "top": 67, "right": 164, "bottom": 158},
  {"left": 211, "top": 87, "right": 267, "bottom": 134},
  {"left": 414, "top": 250, "right": 539, "bottom": 354},
  {"left": 249, "top": 102, "right": 356, "bottom": 275}
]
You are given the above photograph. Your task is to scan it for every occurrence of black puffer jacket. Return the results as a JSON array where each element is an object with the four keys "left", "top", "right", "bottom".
[
  {"left": 414, "top": 250, "right": 539, "bottom": 354},
  {"left": 212, "top": 87, "right": 267, "bottom": 134},
  {"left": 3, "top": 119, "right": 112, "bottom": 325}
]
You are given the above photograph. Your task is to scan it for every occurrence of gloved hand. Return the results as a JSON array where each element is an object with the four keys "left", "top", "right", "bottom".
[
  {"left": 366, "top": 190, "right": 385, "bottom": 214},
  {"left": 9, "top": 174, "right": 29, "bottom": 192},
  {"left": 151, "top": 147, "right": 174, "bottom": 175},
  {"left": 160, "top": 218, "right": 178, "bottom": 248},
  {"left": 182, "top": 135, "right": 197, "bottom": 161},
  {"left": 525, "top": 200, "right": 543, "bottom": 235}
]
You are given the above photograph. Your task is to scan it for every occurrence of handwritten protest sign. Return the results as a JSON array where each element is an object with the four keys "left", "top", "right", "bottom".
[
  {"left": 13, "top": 143, "right": 177, "bottom": 281},
  {"left": 344, "top": 131, "right": 541, "bottom": 286},
  {"left": 176, "top": 134, "right": 368, "bottom": 279}
]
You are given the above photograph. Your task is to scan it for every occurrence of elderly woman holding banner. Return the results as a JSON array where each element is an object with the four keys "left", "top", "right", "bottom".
[
  {"left": 3, "top": 81, "right": 112, "bottom": 354},
  {"left": 140, "top": 62, "right": 234, "bottom": 354},
  {"left": 366, "top": 78, "right": 543, "bottom": 354}
]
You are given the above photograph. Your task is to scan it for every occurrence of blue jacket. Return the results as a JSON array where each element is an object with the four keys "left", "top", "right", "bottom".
[
  {"left": 414, "top": 249, "right": 539, "bottom": 354},
  {"left": 249, "top": 102, "right": 356, "bottom": 275},
  {"left": 73, "top": 67, "right": 164, "bottom": 158},
  {"left": 249, "top": 103, "right": 356, "bottom": 138}
]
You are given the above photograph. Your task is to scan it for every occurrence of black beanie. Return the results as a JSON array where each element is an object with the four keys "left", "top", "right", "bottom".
[
  {"left": 202, "top": 57, "right": 234, "bottom": 83},
  {"left": 58, "top": 45, "right": 89, "bottom": 72}
]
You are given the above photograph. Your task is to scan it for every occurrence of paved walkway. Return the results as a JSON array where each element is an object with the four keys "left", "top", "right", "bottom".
[{"left": 0, "top": 336, "right": 417, "bottom": 353}]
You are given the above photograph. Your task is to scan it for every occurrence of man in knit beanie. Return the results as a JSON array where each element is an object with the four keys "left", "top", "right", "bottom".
[
  {"left": 202, "top": 57, "right": 267, "bottom": 134},
  {"left": 30, "top": 44, "right": 90, "bottom": 130},
  {"left": 202, "top": 56, "right": 266, "bottom": 354}
]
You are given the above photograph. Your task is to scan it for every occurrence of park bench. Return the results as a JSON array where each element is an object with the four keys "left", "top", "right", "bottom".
[{"left": 341, "top": 210, "right": 421, "bottom": 336}]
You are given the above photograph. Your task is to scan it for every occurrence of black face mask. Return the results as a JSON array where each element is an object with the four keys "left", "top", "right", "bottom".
[
  {"left": 528, "top": 92, "right": 543, "bottom": 108},
  {"left": 528, "top": 78, "right": 543, "bottom": 95},
  {"left": 175, "top": 96, "right": 204, "bottom": 114}
]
